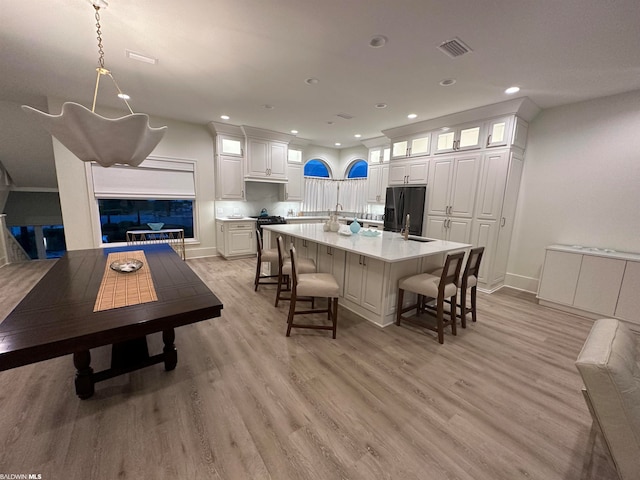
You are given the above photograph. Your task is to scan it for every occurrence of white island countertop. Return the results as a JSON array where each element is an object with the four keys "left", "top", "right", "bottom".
[{"left": 263, "top": 223, "right": 470, "bottom": 263}]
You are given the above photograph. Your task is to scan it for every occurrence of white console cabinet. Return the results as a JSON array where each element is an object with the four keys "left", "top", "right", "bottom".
[{"left": 537, "top": 245, "right": 640, "bottom": 329}]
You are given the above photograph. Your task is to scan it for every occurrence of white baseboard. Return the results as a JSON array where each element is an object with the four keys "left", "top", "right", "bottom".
[
  {"left": 504, "top": 273, "right": 539, "bottom": 294},
  {"left": 185, "top": 246, "right": 218, "bottom": 259}
]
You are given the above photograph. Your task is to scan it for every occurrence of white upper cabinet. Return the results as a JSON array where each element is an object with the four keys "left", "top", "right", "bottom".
[
  {"left": 246, "top": 137, "right": 288, "bottom": 181},
  {"left": 485, "top": 116, "right": 512, "bottom": 148},
  {"left": 369, "top": 146, "right": 391, "bottom": 164},
  {"left": 388, "top": 158, "right": 429, "bottom": 185},
  {"left": 434, "top": 122, "right": 484, "bottom": 154},
  {"left": 367, "top": 163, "right": 389, "bottom": 203},
  {"left": 219, "top": 135, "right": 244, "bottom": 156},
  {"left": 217, "top": 155, "right": 244, "bottom": 200},
  {"left": 391, "top": 133, "right": 431, "bottom": 159},
  {"left": 282, "top": 163, "right": 303, "bottom": 201},
  {"left": 427, "top": 154, "right": 480, "bottom": 218}
]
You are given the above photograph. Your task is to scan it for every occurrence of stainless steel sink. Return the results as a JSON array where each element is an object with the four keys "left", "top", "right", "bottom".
[{"left": 407, "top": 235, "right": 435, "bottom": 243}]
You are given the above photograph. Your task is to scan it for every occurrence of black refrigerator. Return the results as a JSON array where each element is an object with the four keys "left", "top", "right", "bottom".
[{"left": 383, "top": 186, "right": 427, "bottom": 236}]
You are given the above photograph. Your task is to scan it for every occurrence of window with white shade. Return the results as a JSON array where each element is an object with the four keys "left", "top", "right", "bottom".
[{"left": 90, "top": 157, "right": 196, "bottom": 243}]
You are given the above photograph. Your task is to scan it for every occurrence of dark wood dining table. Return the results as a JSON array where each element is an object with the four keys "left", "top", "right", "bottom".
[{"left": 0, "top": 244, "right": 223, "bottom": 399}]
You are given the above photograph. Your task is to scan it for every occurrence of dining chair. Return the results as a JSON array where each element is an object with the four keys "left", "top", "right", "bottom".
[
  {"left": 286, "top": 245, "right": 340, "bottom": 338},
  {"left": 254, "top": 229, "right": 279, "bottom": 291},
  {"left": 274, "top": 235, "right": 316, "bottom": 307},
  {"left": 396, "top": 250, "right": 466, "bottom": 344}
]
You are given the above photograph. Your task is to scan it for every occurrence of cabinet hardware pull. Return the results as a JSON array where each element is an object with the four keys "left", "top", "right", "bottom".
[
  {"left": 501, "top": 217, "right": 506, "bottom": 227},
  {"left": 486, "top": 134, "right": 492, "bottom": 147},
  {"left": 358, "top": 256, "right": 362, "bottom": 265},
  {"left": 221, "top": 225, "right": 224, "bottom": 232},
  {"left": 363, "top": 257, "right": 367, "bottom": 266}
]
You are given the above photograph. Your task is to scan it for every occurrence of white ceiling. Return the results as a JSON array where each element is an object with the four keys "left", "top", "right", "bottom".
[{"left": 1, "top": 0, "right": 640, "bottom": 188}]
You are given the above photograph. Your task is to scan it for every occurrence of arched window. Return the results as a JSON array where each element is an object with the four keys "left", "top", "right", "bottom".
[
  {"left": 346, "top": 159, "right": 368, "bottom": 179},
  {"left": 304, "top": 159, "right": 331, "bottom": 178}
]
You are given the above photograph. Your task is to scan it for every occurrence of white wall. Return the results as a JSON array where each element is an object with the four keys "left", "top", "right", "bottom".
[
  {"left": 49, "top": 98, "right": 217, "bottom": 257},
  {"left": 507, "top": 89, "right": 640, "bottom": 292},
  {"left": 338, "top": 145, "right": 368, "bottom": 178}
]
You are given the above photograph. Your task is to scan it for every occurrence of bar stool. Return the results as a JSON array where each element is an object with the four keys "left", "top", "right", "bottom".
[
  {"left": 396, "top": 251, "right": 465, "bottom": 344},
  {"left": 274, "top": 235, "right": 316, "bottom": 307},
  {"left": 254, "top": 229, "right": 279, "bottom": 291},
  {"left": 286, "top": 246, "right": 340, "bottom": 339},
  {"left": 429, "top": 247, "right": 484, "bottom": 328}
]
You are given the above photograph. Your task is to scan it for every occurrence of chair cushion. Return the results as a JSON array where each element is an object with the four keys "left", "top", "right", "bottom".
[
  {"left": 428, "top": 268, "right": 477, "bottom": 289},
  {"left": 282, "top": 256, "right": 316, "bottom": 275},
  {"left": 297, "top": 273, "right": 340, "bottom": 298},
  {"left": 575, "top": 319, "right": 640, "bottom": 480},
  {"left": 260, "top": 248, "right": 279, "bottom": 262},
  {"left": 399, "top": 273, "right": 457, "bottom": 299}
]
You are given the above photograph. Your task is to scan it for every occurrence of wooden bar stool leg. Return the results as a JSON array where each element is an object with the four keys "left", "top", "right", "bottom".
[
  {"left": 471, "top": 287, "right": 478, "bottom": 323},
  {"left": 396, "top": 289, "right": 404, "bottom": 325},
  {"left": 331, "top": 298, "right": 338, "bottom": 339},
  {"left": 459, "top": 287, "right": 467, "bottom": 328},
  {"left": 286, "top": 292, "right": 296, "bottom": 336},
  {"left": 436, "top": 297, "right": 444, "bottom": 344},
  {"left": 450, "top": 293, "right": 457, "bottom": 336}
]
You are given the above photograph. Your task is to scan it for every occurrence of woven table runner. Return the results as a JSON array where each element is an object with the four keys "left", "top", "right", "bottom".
[{"left": 93, "top": 250, "right": 158, "bottom": 312}]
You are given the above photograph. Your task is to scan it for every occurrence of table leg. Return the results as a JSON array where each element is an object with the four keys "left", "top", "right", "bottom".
[
  {"left": 163, "top": 328, "right": 177, "bottom": 371},
  {"left": 73, "top": 350, "right": 95, "bottom": 399}
]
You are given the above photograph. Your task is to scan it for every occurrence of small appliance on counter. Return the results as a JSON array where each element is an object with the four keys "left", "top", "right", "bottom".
[{"left": 259, "top": 208, "right": 269, "bottom": 217}]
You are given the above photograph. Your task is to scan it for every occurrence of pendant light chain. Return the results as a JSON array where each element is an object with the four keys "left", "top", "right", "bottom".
[
  {"left": 91, "top": 4, "right": 134, "bottom": 114},
  {"left": 94, "top": 6, "right": 105, "bottom": 70}
]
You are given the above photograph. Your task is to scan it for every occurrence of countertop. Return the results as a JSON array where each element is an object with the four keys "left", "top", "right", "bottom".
[
  {"left": 216, "top": 216, "right": 257, "bottom": 222},
  {"left": 263, "top": 223, "right": 470, "bottom": 263},
  {"left": 547, "top": 244, "right": 640, "bottom": 262}
]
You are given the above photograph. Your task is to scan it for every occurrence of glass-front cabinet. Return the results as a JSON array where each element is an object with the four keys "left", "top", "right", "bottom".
[
  {"left": 486, "top": 116, "right": 513, "bottom": 148},
  {"left": 434, "top": 122, "right": 483, "bottom": 154},
  {"left": 391, "top": 133, "right": 431, "bottom": 159},
  {"left": 218, "top": 134, "right": 244, "bottom": 157},
  {"left": 369, "top": 146, "right": 390, "bottom": 164}
]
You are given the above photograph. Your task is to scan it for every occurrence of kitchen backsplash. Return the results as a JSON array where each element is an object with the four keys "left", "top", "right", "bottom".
[{"left": 215, "top": 181, "right": 385, "bottom": 218}]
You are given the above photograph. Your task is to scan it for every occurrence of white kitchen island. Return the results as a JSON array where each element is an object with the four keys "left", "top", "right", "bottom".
[{"left": 263, "top": 223, "right": 470, "bottom": 327}]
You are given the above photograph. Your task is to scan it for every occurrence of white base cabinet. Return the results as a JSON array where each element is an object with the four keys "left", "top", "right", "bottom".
[
  {"left": 537, "top": 245, "right": 640, "bottom": 330},
  {"left": 216, "top": 219, "right": 257, "bottom": 258},
  {"left": 316, "top": 245, "right": 346, "bottom": 297},
  {"left": 344, "top": 253, "right": 385, "bottom": 315}
]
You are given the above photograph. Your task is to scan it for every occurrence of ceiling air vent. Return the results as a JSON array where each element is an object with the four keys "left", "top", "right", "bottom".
[
  {"left": 438, "top": 37, "right": 472, "bottom": 58},
  {"left": 336, "top": 113, "right": 354, "bottom": 120}
]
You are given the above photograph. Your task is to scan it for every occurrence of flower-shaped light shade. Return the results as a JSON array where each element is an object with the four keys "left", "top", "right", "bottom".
[{"left": 22, "top": 102, "right": 167, "bottom": 167}]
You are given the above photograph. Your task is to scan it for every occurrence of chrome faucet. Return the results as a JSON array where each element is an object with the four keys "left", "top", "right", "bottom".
[
  {"left": 334, "top": 203, "right": 343, "bottom": 215},
  {"left": 401, "top": 213, "right": 410, "bottom": 240}
]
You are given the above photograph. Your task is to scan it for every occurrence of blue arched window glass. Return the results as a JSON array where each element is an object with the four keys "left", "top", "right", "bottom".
[
  {"left": 347, "top": 160, "right": 368, "bottom": 178},
  {"left": 304, "top": 159, "right": 330, "bottom": 178}
]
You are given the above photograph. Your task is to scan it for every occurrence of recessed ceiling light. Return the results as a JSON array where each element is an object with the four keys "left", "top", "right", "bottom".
[
  {"left": 263, "top": 104, "right": 274, "bottom": 109},
  {"left": 327, "top": 121, "right": 334, "bottom": 125},
  {"left": 354, "top": 134, "right": 361, "bottom": 138},
  {"left": 505, "top": 86, "right": 520, "bottom": 95},
  {"left": 440, "top": 127, "right": 450, "bottom": 132},
  {"left": 369, "top": 35, "right": 388, "bottom": 48},
  {"left": 407, "top": 113, "right": 417, "bottom": 119},
  {"left": 117, "top": 93, "right": 130, "bottom": 100},
  {"left": 335, "top": 143, "right": 341, "bottom": 146},
  {"left": 375, "top": 103, "right": 387, "bottom": 109},
  {"left": 220, "top": 115, "right": 230, "bottom": 120},
  {"left": 305, "top": 77, "right": 319, "bottom": 85},
  {"left": 291, "top": 130, "right": 298, "bottom": 134},
  {"left": 439, "top": 78, "right": 456, "bottom": 87}
]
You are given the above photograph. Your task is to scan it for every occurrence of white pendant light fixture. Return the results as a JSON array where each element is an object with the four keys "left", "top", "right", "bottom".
[{"left": 21, "top": 1, "right": 167, "bottom": 168}]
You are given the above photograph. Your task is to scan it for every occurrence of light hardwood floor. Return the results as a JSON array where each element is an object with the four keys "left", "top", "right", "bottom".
[{"left": 0, "top": 256, "right": 618, "bottom": 480}]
